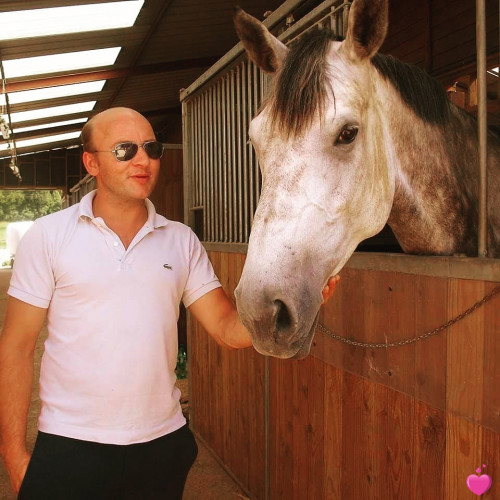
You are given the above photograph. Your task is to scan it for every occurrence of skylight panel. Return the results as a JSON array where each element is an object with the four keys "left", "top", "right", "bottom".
[
  {"left": 14, "top": 118, "right": 88, "bottom": 134},
  {"left": 0, "top": 81, "right": 106, "bottom": 106},
  {"left": 2, "top": 48, "right": 121, "bottom": 79},
  {"left": 7, "top": 101, "right": 96, "bottom": 124},
  {"left": 487, "top": 67, "right": 499, "bottom": 77},
  {"left": 0, "top": 1, "right": 144, "bottom": 41},
  {"left": 0, "top": 131, "right": 81, "bottom": 152}
]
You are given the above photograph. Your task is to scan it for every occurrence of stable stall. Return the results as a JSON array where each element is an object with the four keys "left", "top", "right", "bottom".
[{"left": 181, "top": 0, "right": 500, "bottom": 498}]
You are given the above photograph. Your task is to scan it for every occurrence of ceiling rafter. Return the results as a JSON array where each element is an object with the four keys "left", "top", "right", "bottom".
[
  {"left": 5, "top": 57, "right": 220, "bottom": 94},
  {"left": 105, "top": 0, "right": 176, "bottom": 109},
  {"left": 0, "top": 0, "right": 287, "bottom": 190}
]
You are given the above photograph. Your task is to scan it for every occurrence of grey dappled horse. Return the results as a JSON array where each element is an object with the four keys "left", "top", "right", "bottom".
[{"left": 233, "top": 0, "right": 500, "bottom": 359}]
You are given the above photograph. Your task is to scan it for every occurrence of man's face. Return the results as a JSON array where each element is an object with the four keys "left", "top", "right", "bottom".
[{"left": 87, "top": 110, "right": 161, "bottom": 202}]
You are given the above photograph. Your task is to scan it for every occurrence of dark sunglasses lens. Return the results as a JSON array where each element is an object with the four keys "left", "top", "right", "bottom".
[
  {"left": 115, "top": 143, "right": 138, "bottom": 161},
  {"left": 144, "top": 141, "right": 164, "bottom": 159}
]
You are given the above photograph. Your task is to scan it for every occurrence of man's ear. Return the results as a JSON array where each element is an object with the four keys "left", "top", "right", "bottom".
[{"left": 82, "top": 151, "right": 99, "bottom": 177}]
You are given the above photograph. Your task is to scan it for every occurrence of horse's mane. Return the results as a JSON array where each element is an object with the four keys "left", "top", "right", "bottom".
[
  {"left": 268, "top": 28, "right": 452, "bottom": 137},
  {"left": 268, "top": 29, "right": 341, "bottom": 138},
  {"left": 371, "top": 53, "right": 451, "bottom": 125}
]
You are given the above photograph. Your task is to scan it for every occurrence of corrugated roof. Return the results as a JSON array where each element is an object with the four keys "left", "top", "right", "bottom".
[{"left": 0, "top": 0, "right": 285, "bottom": 159}]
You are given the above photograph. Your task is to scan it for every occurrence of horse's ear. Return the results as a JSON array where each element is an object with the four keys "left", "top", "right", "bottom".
[
  {"left": 233, "top": 6, "right": 288, "bottom": 74},
  {"left": 342, "top": 0, "right": 388, "bottom": 61}
]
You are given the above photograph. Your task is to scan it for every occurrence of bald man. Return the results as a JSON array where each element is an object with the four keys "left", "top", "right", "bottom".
[{"left": 0, "top": 108, "right": 338, "bottom": 499}]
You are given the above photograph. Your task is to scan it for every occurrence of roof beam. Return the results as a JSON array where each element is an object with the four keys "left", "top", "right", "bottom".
[{"left": 6, "top": 57, "right": 219, "bottom": 93}]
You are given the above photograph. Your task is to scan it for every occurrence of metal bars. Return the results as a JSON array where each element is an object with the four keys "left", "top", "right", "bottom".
[
  {"left": 182, "top": 0, "right": 349, "bottom": 244},
  {"left": 186, "top": 59, "right": 262, "bottom": 243}
]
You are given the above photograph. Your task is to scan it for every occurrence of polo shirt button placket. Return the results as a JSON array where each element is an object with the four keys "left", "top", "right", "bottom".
[{"left": 111, "top": 239, "right": 126, "bottom": 268}]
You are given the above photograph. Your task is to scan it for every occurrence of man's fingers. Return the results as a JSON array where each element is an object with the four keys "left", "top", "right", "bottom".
[{"left": 322, "top": 275, "right": 340, "bottom": 304}]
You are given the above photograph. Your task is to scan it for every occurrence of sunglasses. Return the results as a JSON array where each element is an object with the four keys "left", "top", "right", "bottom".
[{"left": 93, "top": 141, "right": 165, "bottom": 162}]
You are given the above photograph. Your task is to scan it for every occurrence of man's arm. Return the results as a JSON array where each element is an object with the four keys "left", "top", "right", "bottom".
[
  {"left": 188, "top": 287, "right": 252, "bottom": 349},
  {"left": 187, "top": 275, "right": 340, "bottom": 350},
  {"left": 0, "top": 297, "right": 47, "bottom": 495}
]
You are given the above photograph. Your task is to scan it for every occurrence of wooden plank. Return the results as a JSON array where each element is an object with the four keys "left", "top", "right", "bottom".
[
  {"left": 231, "top": 253, "right": 266, "bottom": 499},
  {"left": 446, "top": 279, "right": 485, "bottom": 423},
  {"left": 445, "top": 414, "right": 483, "bottom": 500},
  {"left": 292, "top": 359, "right": 308, "bottom": 498},
  {"left": 481, "top": 425, "right": 500, "bottom": 500},
  {"left": 482, "top": 281, "right": 500, "bottom": 433},
  {"left": 316, "top": 272, "right": 450, "bottom": 409},
  {"left": 324, "top": 364, "right": 343, "bottom": 499},
  {"left": 307, "top": 357, "right": 326, "bottom": 500},
  {"left": 313, "top": 267, "right": 349, "bottom": 371},
  {"left": 269, "top": 358, "right": 295, "bottom": 499},
  {"left": 342, "top": 373, "right": 388, "bottom": 499},
  {"left": 198, "top": 252, "right": 267, "bottom": 497},
  {"left": 433, "top": 27, "right": 476, "bottom": 62},
  {"left": 223, "top": 254, "right": 237, "bottom": 477},
  {"left": 414, "top": 403, "right": 446, "bottom": 499},
  {"left": 432, "top": 0, "right": 476, "bottom": 25},
  {"left": 246, "top": 348, "right": 266, "bottom": 499},
  {"left": 386, "top": 389, "right": 415, "bottom": 499},
  {"left": 414, "top": 275, "right": 448, "bottom": 410},
  {"left": 432, "top": 8, "right": 476, "bottom": 40},
  {"left": 362, "top": 271, "right": 390, "bottom": 385},
  {"left": 233, "top": 347, "right": 249, "bottom": 487},
  {"left": 384, "top": 273, "right": 416, "bottom": 396},
  {"left": 221, "top": 337, "right": 232, "bottom": 472},
  {"left": 340, "top": 268, "right": 370, "bottom": 377},
  {"left": 383, "top": 32, "right": 427, "bottom": 63}
]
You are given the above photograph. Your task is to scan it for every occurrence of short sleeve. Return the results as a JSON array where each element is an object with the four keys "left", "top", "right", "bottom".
[
  {"left": 182, "top": 230, "right": 221, "bottom": 307},
  {"left": 8, "top": 221, "right": 54, "bottom": 308}
]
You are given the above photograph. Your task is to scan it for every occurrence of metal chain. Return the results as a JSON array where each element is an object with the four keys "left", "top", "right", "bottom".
[{"left": 316, "top": 284, "right": 500, "bottom": 349}]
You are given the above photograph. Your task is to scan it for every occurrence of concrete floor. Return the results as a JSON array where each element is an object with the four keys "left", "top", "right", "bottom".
[{"left": 0, "top": 269, "right": 248, "bottom": 500}]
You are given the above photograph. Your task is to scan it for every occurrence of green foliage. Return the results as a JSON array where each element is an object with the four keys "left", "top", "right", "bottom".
[
  {"left": 0, "top": 221, "right": 7, "bottom": 249},
  {"left": 0, "top": 190, "right": 63, "bottom": 222}
]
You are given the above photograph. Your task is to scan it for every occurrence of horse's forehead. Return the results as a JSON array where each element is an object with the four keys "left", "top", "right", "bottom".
[{"left": 326, "top": 42, "right": 366, "bottom": 85}]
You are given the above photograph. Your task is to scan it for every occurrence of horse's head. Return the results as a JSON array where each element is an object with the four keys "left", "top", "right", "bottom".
[{"left": 234, "top": 0, "right": 396, "bottom": 358}]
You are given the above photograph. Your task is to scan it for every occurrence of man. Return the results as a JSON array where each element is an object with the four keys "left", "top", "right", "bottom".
[{"left": 0, "top": 107, "right": 339, "bottom": 498}]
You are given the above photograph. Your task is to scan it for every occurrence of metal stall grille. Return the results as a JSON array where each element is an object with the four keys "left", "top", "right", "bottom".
[
  {"left": 181, "top": 0, "right": 351, "bottom": 245},
  {"left": 187, "top": 61, "right": 265, "bottom": 243}
]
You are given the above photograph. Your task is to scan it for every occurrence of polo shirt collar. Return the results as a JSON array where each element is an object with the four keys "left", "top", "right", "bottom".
[{"left": 78, "top": 190, "right": 168, "bottom": 229}]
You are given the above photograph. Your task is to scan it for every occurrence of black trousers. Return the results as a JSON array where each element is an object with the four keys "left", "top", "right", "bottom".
[{"left": 18, "top": 425, "right": 198, "bottom": 500}]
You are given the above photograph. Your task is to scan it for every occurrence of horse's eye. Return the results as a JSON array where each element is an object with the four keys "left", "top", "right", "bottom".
[{"left": 336, "top": 126, "right": 358, "bottom": 145}]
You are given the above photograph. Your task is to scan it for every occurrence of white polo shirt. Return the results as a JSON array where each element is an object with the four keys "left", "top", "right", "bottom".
[{"left": 8, "top": 190, "right": 221, "bottom": 445}]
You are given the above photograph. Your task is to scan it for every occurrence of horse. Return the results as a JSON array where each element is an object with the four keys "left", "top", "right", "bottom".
[{"left": 232, "top": 0, "right": 500, "bottom": 359}]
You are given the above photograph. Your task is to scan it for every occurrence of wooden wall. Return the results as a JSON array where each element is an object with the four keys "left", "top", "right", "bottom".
[
  {"left": 148, "top": 145, "right": 187, "bottom": 344},
  {"left": 382, "top": 0, "right": 499, "bottom": 80},
  {"left": 189, "top": 251, "right": 500, "bottom": 499},
  {"left": 0, "top": 147, "right": 82, "bottom": 194},
  {"left": 149, "top": 146, "right": 184, "bottom": 222}
]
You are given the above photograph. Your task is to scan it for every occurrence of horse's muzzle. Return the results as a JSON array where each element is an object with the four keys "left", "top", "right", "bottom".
[{"left": 235, "top": 284, "right": 319, "bottom": 359}]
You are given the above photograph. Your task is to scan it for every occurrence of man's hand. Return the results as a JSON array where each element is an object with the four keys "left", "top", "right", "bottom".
[
  {"left": 322, "top": 275, "right": 340, "bottom": 305},
  {"left": 0, "top": 297, "right": 45, "bottom": 495}
]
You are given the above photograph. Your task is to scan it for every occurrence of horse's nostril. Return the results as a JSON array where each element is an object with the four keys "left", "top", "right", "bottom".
[{"left": 274, "top": 300, "right": 292, "bottom": 331}]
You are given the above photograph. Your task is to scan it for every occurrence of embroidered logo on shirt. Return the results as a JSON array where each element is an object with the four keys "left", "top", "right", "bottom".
[{"left": 163, "top": 264, "right": 173, "bottom": 270}]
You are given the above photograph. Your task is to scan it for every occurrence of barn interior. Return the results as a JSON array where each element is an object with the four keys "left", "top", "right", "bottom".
[
  {"left": 0, "top": 0, "right": 498, "bottom": 197},
  {"left": 0, "top": 0, "right": 499, "bottom": 499}
]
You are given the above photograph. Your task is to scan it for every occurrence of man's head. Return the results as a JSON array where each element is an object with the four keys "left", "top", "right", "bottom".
[{"left": 82, "top": 107, "right": 162, "bottom": 202}]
